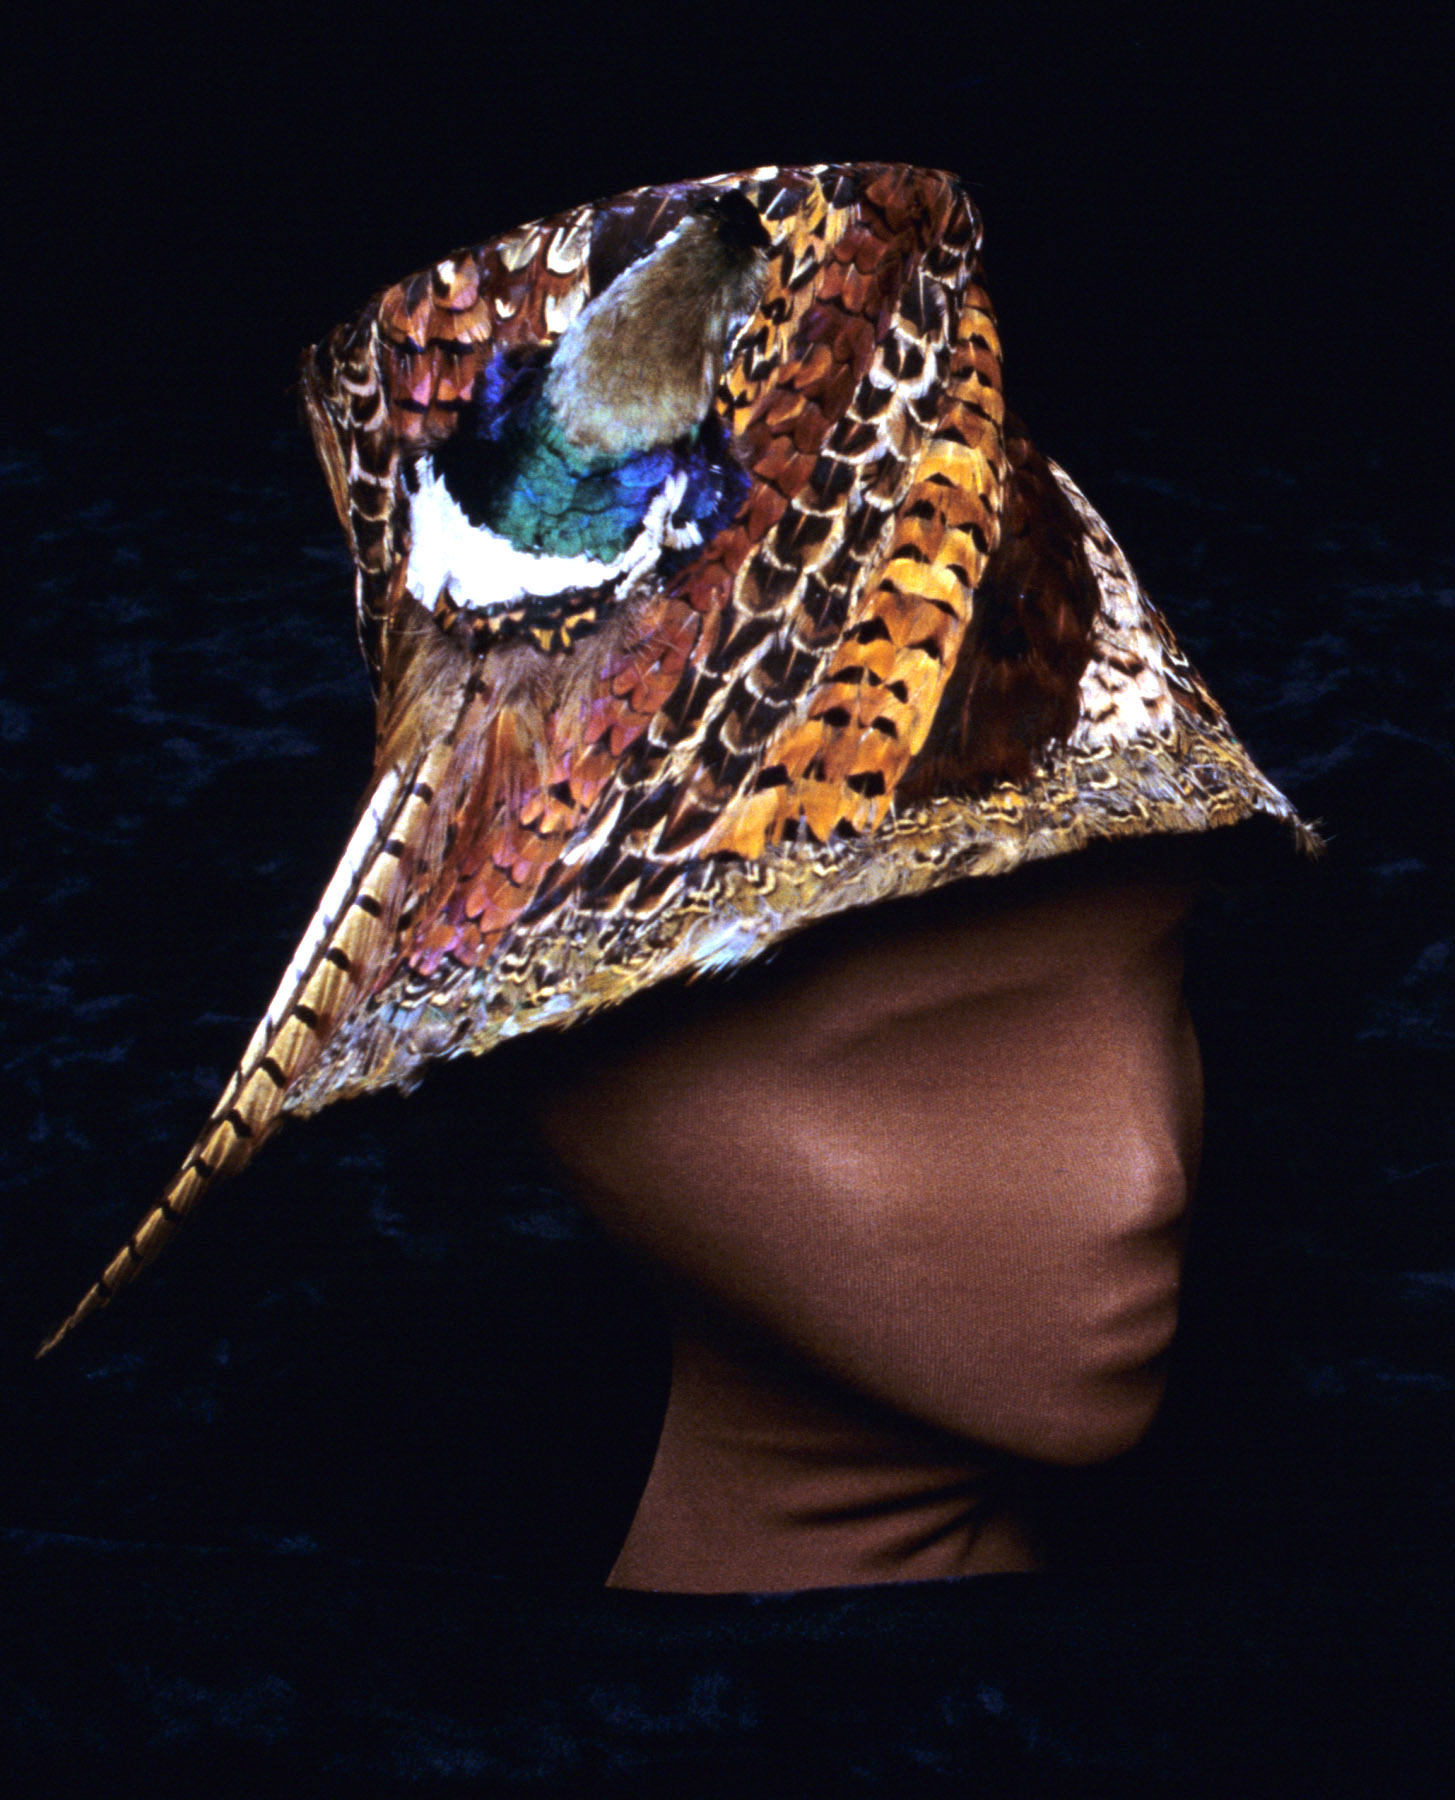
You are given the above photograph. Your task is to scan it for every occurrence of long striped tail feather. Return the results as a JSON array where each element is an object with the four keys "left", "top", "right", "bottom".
[{"left": 36, "top": 748, "right": 439, "bottom": 1357}]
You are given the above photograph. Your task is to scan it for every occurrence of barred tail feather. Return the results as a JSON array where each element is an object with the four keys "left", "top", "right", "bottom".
[{"left": 37, "top": 755, "right": 431, "bottom": 1357}]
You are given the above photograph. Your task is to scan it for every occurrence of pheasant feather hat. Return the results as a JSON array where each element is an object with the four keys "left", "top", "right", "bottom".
[{"left": 42, "top": 163, "right": 1311, "bottom": 1353}]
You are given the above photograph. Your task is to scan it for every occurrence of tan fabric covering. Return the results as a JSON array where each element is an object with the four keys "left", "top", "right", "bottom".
[{"left": 538, "top": 836, "right": 1204, "bottom": 1591}]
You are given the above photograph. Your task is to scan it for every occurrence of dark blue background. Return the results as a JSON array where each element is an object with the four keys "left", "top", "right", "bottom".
[{"left": 3, "top": 7, "right": 1451, "bottom": 1792}]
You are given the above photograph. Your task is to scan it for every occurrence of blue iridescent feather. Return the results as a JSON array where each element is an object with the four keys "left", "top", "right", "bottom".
[{"left": 432, "top": 349, "right": 748, "bottom": 566}]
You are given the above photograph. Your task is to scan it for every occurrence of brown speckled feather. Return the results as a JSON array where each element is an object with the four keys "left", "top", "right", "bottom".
[{"left": 40, "top": 164, "right": 1314, "bottom": 1355}]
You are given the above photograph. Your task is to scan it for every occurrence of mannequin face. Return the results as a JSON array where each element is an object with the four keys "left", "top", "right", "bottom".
[
  {"left": 529, "top": 840, "right": 1204, "bottom": 1590},
  {"left": 538, "top": 843, "right": 1203, "bottom": 1470}
]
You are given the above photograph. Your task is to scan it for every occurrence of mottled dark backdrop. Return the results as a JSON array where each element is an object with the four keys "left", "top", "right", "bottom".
[{"left": 3, "top": 7, "right": 1451, "bottom": 1794}]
